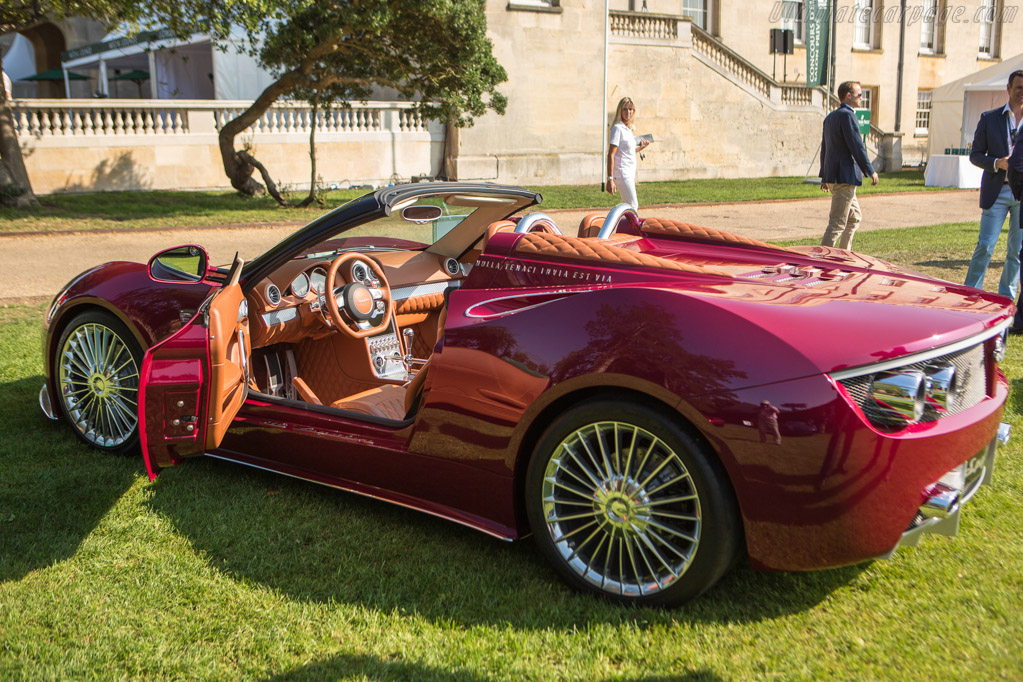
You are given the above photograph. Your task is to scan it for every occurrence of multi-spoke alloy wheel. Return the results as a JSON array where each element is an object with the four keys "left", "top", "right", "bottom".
[
  {"left": 56, "top": 312, "right": 142, "bottom": 453},
  {"left": 526, "top": 401, "right": 740, "bottom": 606}
]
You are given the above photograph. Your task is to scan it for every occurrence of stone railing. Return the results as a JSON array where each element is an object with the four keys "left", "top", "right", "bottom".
[
  {"left": 11, "top": 99, "right": 430, "bottom": 139},
  {"left": 691, "top": 24, "right": 823, "bottom": 110},
  {"left": 213, "top": 101, "right": 427, "bottom": 135},
  {"left": 609, "top": 10, "right": 681, "bottom": 41},
  {"left": 691, "top": 25, "right": 771, "bottom": 99},
  {"left": 13, "top": 99, "right": 445, "bottom": 194}
]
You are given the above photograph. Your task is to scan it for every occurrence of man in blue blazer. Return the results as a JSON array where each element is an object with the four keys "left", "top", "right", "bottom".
[
  {"left": 965, "top": 70, "right": 1023, "bottom": 303},
  {"left": 819, "top": 81, "right": 878, "bottom": 250}
]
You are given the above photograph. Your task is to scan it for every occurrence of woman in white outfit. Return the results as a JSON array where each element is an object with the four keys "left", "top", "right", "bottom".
[{"left": 606, "top": 97, "right": 649, "bottom": 212}]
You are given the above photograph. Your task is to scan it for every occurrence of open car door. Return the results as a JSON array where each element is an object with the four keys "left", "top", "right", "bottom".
[{"left": 139, "top": 255, "right": 250, "bottom": 479}]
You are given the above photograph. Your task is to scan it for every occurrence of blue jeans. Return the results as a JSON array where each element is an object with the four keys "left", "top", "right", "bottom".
[{"left": 964, "top": 185, "right": 1022, "bottom": 299}]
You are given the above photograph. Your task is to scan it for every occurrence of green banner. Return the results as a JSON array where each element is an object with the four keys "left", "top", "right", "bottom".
[
  {"left": 855, "top": 109, "right": 871, "bottom": 136},
  {"left": 805, "top": 0, "right": 830, "bottom": 88}
]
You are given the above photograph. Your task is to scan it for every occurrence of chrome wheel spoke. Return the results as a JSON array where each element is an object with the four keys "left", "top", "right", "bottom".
[
  {"left": 557, "top": 448, "right": 603, "bottom": 489},
  {"left": 58, "top": 322, "right": 139, "bottom": 449},
  {"left": 646, "top": 470, "right": 693, "bottom": 497},
  {"left": 542, "top": 419, "right": 702, "bottom": 598},
  {"left": 647, "top": 518, "right": 698, "bottom": 544},
  {"left": 648, "top": 509, "right": 700, "bottom": 522},
  {"left": 548, "top": 477, "right": 593, "bottom": 502},
  {"left": 644, "top": 494, "right": 699, "bottom": 506},
  {"left": 548, "top": 510, "right": 600, "bottom": 524}
]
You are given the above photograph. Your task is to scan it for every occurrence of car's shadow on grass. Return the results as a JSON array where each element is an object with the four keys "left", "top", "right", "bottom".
[
  {"left": 146, "top": 456, "right": 866, "bottom": 630},
  {"left": 0, "top": 376, "right": 139, "bottom": 582},
  {"left": 258, "top": 652, "right": 723, "bottom": 682}
]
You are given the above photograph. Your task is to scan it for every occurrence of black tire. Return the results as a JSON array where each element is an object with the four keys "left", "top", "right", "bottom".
[
  {"left": 54, "top": 310, "right": 143, "bottom": 456},
  {"left": 525, "top": 400, "right": 742, "bottom": 607}
]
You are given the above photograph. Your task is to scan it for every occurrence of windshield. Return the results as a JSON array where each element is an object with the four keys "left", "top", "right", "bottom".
[{"left": 296, "top": 197, "right": 481, "bottom": 261}]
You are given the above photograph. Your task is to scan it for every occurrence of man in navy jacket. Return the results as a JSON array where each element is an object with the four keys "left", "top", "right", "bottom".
[
  {"left": 819, "top": 81, "right": 878, "bottom": 250},
  {"left": 965, "top": 70, "right": 1023, "bottom": 304}
]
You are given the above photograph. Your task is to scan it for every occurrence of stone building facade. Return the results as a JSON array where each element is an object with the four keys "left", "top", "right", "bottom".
[{"left": 7, "top": 1, "right": 1021, "bottom": 192}]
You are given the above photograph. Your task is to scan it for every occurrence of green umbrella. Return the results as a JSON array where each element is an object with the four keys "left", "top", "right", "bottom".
[
  {"left": 110, "top": 70, "right": 149, "bottom": 82},
  {"left": 19, "top": 68, "right": 88, "bottom": 81},
  {"left": 110, "top": 70, "right": 150, "bottom": 97}
]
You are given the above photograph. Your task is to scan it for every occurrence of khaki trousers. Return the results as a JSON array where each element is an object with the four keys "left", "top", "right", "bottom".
[{"left": 820, "top": 183, "right": 862, "bottom": 250}]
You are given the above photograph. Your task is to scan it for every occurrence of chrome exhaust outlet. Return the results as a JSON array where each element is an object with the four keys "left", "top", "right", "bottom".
[{"left": 920, "top": 485, "right": 961, "bottom": 520}]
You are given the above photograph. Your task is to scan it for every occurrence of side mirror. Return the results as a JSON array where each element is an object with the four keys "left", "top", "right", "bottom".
[
  {"left": 148, "top": 245, "right": 209, "bottom": 283},
  {"left": 401, "top": 204, "right": 444, "bottom": 224}
]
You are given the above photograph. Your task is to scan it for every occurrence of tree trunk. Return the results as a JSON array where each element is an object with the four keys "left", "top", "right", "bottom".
[
  {"left": 218, "top": 69, "right": 314, "bottom": 204},
  {"left": 0, "top": 54, "right": 38, "bottom": 208},
  {"left": 297, "top": 94, "right": 323, "bottom": 208}
]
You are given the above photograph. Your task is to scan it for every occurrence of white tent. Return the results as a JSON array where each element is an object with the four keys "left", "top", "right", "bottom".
[
  {"left": 928, "top": 54, "right": 1023, "bottom": 158},
  {"left": 61, "top": 27, "right": 275, "bottom": 100}
]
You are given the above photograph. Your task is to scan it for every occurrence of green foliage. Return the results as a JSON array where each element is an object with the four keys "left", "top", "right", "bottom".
[{"left": 258, "top": 0, "right": 506, "bottom": 126}]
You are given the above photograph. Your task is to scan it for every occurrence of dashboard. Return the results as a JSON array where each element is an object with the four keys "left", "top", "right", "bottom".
[{"left": 247, "top": 249, "right": 467, "bottom": 378}]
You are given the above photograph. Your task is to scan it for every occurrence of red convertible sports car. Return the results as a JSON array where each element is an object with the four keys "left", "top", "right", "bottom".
[{"left": 40, "top": 182, "right": 1012, "bottom": 606}]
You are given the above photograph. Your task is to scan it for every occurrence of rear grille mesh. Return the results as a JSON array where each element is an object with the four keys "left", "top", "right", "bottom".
[{"left": 837, "top": 343, "right": 987, "bottom": 427}]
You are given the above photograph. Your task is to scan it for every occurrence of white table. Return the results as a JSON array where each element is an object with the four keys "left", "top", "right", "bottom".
[{"left": 925, "top": 154, "right": 983, "bottom": 189}]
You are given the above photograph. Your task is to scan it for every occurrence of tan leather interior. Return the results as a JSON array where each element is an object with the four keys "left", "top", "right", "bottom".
[
  {"left": 291, "top": 377, "right": 322, "bottom": 405},
  {"left": 206, "top": 258, "right": 250, "bottom": 450},
  {"left": 577, "top": 213, "right": 605, "bottom": 238},
  {"left": 641, "top": 217, "right": 793, "bottom": 252},
  {"left": 330, "top": 362, "right": 431, "bottom": 421},
  {"left": 331, "top": 385, "right": 408, "bottom": 420},
  {"left": 293, "top": 334, "right": 378, "bottom": 405},
  {"left": 512, "top": 232, "right": 731, "bottom": 276},
  {"left": 482, "top": 220, "right": 517, "bottom": 250},
  {"left": 396, "top": 291, "right": 445, "bottom": 316}
]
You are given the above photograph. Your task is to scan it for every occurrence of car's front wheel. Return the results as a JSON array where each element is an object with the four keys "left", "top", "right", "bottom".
[
  {"left": 55, "top": 310, "right": 143, "bottom": 455},
  {"left": 525, "top": 400, "right": 742, "bottom": 607}
]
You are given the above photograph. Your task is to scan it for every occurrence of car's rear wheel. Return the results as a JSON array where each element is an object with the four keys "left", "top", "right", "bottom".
[
  {"left": 55, "top": 310, "right": 143, "bottom": 455},
  {"left": 525, "top": 400, "right": 741, "bottom": 607}
]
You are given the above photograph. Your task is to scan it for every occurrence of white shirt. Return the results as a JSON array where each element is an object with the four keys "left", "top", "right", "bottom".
[
  {"left": 1003, "top": 102, "right": 1020, "bottom": 153},
  {"left": 610, "top": 123, "right": 637, "bottom": 179}
]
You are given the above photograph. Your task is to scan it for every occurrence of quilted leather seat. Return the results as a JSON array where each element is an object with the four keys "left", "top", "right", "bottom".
[{"left": 330, "top": 362, "right": 431, "bottom": 421}]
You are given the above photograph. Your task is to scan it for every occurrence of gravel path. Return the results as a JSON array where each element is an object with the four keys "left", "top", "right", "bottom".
[{"left": 0, "top": 189, "right": 981, "bottom": 305}]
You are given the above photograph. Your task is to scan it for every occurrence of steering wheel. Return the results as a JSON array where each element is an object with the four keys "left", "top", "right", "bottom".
[{"left": 323, "top": 252, "right": 393, "bottom": 338}]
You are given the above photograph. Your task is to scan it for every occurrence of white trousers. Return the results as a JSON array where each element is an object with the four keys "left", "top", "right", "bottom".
[{"left": 615, "top": 175, "right": 638, "bottom": 212}]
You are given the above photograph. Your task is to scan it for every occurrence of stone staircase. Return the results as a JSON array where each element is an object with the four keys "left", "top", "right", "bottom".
[{"left": 609, "top": 11, "right": 900, "bottom": 170}]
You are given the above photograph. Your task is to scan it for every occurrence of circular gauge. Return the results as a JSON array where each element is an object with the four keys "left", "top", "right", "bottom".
[
  {"left": 291, "top": 272, "right": 310, "bottom": 298},
  {"left": 351, "top": 260, "right": 380, "bottom": 286},
  {"left": 309, "top": 267, "right": 327, "bottom": 295}
]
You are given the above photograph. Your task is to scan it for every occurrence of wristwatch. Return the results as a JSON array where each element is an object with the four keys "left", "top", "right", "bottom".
[{"left": 607, "top": 176, "right": 614, "bottom": 181}]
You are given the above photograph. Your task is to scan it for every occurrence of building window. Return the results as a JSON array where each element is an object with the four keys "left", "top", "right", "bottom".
[
  {"left": 979, "top": 0, "right": 998, "bottom": 57},
  {"left": 853, "top": 0, "right": 874, "bottom": 49},
  {"left": 683, "top": 0, "right": 709, "bottom": 31},
  {"left": 859, "top": 87, "right": 874, "bottom": 121},
  {"left": 920, "top": 0, "right": 938, "bottom": 53},
  {"left": 507, "top": 0, "right": 559, "bottom": 9},
  {"left": 779, "top": 1, "right": 804, "bottom": 44},
  {"left": 916, "top": 90, "right": 932, "bottom": 135}
]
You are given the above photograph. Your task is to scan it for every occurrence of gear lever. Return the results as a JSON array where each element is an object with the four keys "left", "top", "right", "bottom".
[{"left": 402, "top": 328, "right": 415, "bottom": 381}]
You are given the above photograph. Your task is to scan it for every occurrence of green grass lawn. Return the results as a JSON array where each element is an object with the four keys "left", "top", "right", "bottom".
[
  {"left": 0, "top": 171, "right": 944, "bottom": 235},
  {"left": 2, "top": 224, "right": 1022, "bottom": 681}
]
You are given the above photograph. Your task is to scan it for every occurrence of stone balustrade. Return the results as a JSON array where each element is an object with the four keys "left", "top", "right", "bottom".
[
  {"left": 12, "top": 99, "right": 445, "bottom": 193},
  {"left": 12, "top": 99, "right": 430, "bottom": 140},
  {"left": 609, "top": 10, "right": 680, "bottom": 41}
]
